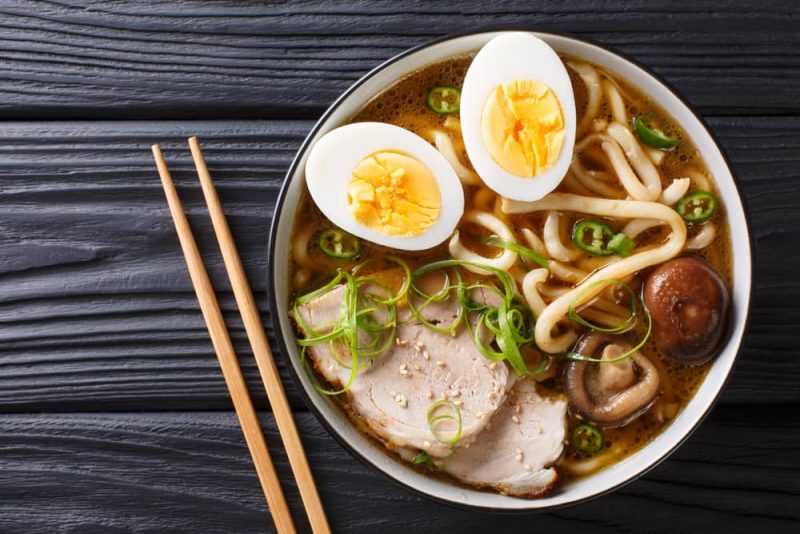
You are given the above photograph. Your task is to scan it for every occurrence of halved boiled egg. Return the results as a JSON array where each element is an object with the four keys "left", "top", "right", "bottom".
[
  {"left": 460, "top": 32, "right": 576, "bottom": 201},
  {"left": 305, "top": 122, "right": 464, "bottom": 251}
]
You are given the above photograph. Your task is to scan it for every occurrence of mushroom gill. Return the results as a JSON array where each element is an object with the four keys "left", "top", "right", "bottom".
[{"left": 565, "top": 332, "right": 661, "bottom": 427}]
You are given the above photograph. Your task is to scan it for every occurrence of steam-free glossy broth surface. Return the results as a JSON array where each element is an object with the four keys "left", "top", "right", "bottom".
[{"left": 290, "top": 53, "right": 732, "bottom": 490}]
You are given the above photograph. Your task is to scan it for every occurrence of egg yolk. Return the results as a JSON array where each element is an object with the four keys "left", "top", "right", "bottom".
[
  {"left": 347, "top": 151, "right": 441, "bottom": 237},
  {"left": 481, "top": 79, "right": 565, "bottom": 177}
]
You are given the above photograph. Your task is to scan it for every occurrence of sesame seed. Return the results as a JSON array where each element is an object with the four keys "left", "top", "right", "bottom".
[
  {"left": 450, "top": 389, "right": 461, "bottom": 398},
  {"left": 426, "top": 390, "right": 434, "bottom": 400},
  {"left": 399, "top": 363, "right": 407, "bottom": 370},
  {"left": 516, "top": 448, "right": 523, "bottom": 455},
  {"left": 399, "top": 369, "right": 409, "bottom": 376},
  {"left": 423, "top": 440, "right": 431, "bottom": 448},
  {"left": 487, "top": 392, "right": 497, "bottom": 400},
  {"left": 453, "top": 400, "right": 463, "bottom": 407},
  {"left": 475, "top": 411, "right": 485, "bottom": 419},
  {"left": 414, "top": 364, "right": 421, "bottom": 371},
  {"left": 422, "top": 351, "right": 430, "bottom": 360},
  {"left": 396, "top": 394, "right": 408, "bottom": 408},
  {"left": 524, "top": 464, "right": 532, "bottom": 472},
  {"left": 489, "top": 362, "right": 498, "bottom": 370},
  {"left": 389, "top": 391, "right": 397, "bottom": 397},
  {"left": 515, "top": 454, "right": 523, "bottom": 463},
  {"left": 515, "top": 405, "right": 522, "bottom": 414},
  {"left": 512, "top": 415, "right": 520, "bottom": 424},
  {"left": 415, "top": 341, "right": 425, "bottom": 350},
  {"left": 437, "top": 360, "right": 446, "bottom": 368},
  {"left": 537, "top": 426, "right": 544, "bottom": 434},
  {"left": 395, "top": 338, "right": 409, "bottom": 346}
]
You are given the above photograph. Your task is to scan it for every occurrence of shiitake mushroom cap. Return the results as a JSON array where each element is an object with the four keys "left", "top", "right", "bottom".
[
  {"left": 565, "top": 332, "right": 661, "bottom": 428},
  {"left": 643, "top": 256, "right": 729, "bottom": 365}
]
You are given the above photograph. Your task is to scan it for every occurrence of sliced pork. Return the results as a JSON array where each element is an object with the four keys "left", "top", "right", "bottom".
[
  {"left": 295, "top": 284, "right": 512, "bottom": 458},
  {"left": 441, "top": 378, "right": 567, "bottom": 497}
]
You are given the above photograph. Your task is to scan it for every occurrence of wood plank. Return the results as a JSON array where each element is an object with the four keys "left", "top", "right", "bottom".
[
  {"left": 0, "top": 406, "right": 796, "bottom": 532},
  {"left": 0, "top": 1, "right": 798, "bottom": 119},
  {"left": 0, "top": 118, "right": 797, "bottom": 411}
]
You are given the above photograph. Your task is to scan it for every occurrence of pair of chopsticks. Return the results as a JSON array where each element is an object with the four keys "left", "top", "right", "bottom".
[{"left": 152, "top": 138, "right": 330, "bottom": 534}]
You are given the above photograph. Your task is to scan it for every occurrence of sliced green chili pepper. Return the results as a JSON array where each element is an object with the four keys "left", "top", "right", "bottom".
[
  {"left": 426, "top": 85, "right": 461, "bottom": 115},
  {"left": 573, "top": 220, "right": 617, "bottom": 256},
  {"left": 318, "top": 228, "right": 361, "bottom": 259},
  {"left": 676, "top": 190, "right": 718, "bottom": 223},
  {"left": 607, "top": 232, "right": 635, "bottom": 257},
  {"left": 632, "top": 115, "right": 679, "bottom": 149},
  {"left": 573, "top": 220, "right": 636, "bottom": 257},
  {"left": 572, "top": 424, "right": 605, "bottom": 454}
]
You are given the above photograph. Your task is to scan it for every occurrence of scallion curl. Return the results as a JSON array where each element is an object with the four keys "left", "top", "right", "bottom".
[
  {"left": 567, "top": 279, "right": 638, "bottom": 334},
  {"left": 566, "top": 281, "right": 653, "bottom": 363},
  {"left": 409, "top": 259, "right": 542, "bottom": 377},
  {"left": 293, "top": 256, "right": 548, "bottom": 396},
  {"left": 483, "top": 235, "right": 551, "bottom": 270},
  {"left": 427, "top": 400, "right": 463, "bottom": 447},
  {"left": 292, "top": 258, "right": 412, "bottom": 395}
]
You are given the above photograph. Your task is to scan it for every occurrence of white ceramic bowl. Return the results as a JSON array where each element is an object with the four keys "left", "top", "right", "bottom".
[{"left": 268, "top": 31, "right": 752, "bottom": 510}]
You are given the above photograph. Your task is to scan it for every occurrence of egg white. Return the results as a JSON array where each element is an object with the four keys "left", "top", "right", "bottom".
[
  {"left": 304, "top": 122, "right": 465, "bottom": 251},
  {"left": 460, "top": 32, "right": 576, "bottom": 202}
]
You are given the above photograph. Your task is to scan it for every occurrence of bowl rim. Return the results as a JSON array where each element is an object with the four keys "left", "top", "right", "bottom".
[{"left": 266, "top": 29, "right": 754, "bottom": 512}]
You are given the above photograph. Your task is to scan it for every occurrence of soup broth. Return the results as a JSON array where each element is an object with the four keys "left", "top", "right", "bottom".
[{"left": 289, "top": 51, "right": 732, "bottom": 494}]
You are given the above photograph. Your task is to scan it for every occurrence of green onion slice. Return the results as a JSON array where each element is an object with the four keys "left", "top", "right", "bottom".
[
  {"left": 426, "top": 85, "right": 461, "bottom": 115},
  {"left": 292, "top": 255, "right": 547, "bottom": 399},
  {"left": 299, "top": 344, "right": 359, "bottom": 396},
  {"left": 411, "top": 452, "right": 439, "bottom": 470},
  {"left": 352, "top": 255, "right": 411, "bottom": 306},
  {"left": 566, "top": 285, "right": 653, "bottom": 363},
  {"left": 407, "top": 269, "right": 464, "bottom": 335},
  {"left": 567, "top": 279, "right": 638, "bottom": 334},
  {"left": 632, "top": 115, "right": 679, "bottom": 150},
  {"left": 409, "top": 259, "right": 541, "bottom": 376},
  {"left": 482, "top": 236, "right": 550, "bottom": 269},
  {"left": 292, "top": 259, "right": 413, "bottom": 395}
]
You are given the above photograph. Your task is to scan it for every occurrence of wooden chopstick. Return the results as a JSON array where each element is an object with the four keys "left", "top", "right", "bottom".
[
  {"left": 188, "top": 137, "right": 331, "bottom": 534},
  {"left": 152, "top": 144, "right": 297, "bottom": 534}
]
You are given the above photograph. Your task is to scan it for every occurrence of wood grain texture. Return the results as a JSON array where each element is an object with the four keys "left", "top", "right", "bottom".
[
  {"left": 0, "top": 118, "right": 797, "bottom": 411},
  {"left": 0, "top": 0, "right": 798, "bottom": 119},
  {"left": 0, "top": 2, "right": 796, "bottom": 530},
  {"left": 0, "top": 407, "right": 796, "bottom": 533}
]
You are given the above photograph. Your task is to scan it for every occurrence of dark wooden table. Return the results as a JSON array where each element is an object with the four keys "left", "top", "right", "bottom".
[{"left": 0, "top": 2, "right": 798, "bottom": 532}]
